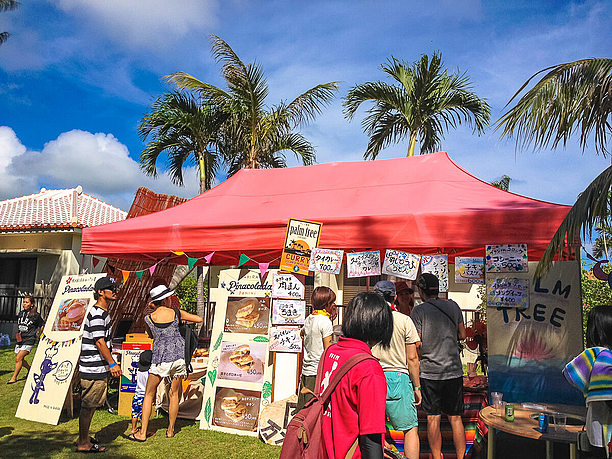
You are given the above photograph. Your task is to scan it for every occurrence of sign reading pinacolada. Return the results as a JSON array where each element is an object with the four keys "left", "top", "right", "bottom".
[
  {"left": 382, "top": 250, "right": 420, "bottom": 280},
  {"left": 308, "top": 248, "right": 343, "bottom": 275},
  {"left": 486, "top": 244, "right": 528, "bottom": 273},
  {"left": 455, "top": 257, "right": 485, "bottom": 284},
  {"left": 279, "top": 218, "right": 322, "bottom": 275},
  {"left": 347, "top": 250, "right": 381, "bottom": 278},
  {"left": 421, "top": 254, "right": 449, "bottom": 292}
]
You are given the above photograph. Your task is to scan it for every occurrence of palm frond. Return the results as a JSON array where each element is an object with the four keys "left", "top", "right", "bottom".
[
  {"left": 285, "top": 82, "right": 339, "bottom": 127},
  {"left": 165, "top": 72, "right": 230, "bottom": 104},
  {"left": 0, "top": 0, "right": 19, "bottom": 13}
]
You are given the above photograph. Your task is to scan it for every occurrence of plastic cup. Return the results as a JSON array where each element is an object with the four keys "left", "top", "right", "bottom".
[
  {"left": 553, "top": 413, "right": 566, "bottom": 431},
  {"left": 491, "top": 392, "right": 503, "bottom": 414}
]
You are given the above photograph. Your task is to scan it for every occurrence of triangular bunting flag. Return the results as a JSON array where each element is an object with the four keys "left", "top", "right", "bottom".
[
  {"left": 136, "top": 270, "right": 143, "bottom": 280},
  {"left": 188, "top": 257, "right": 198, "bottom": 269},
  {"left": 238, "top": 268, "right": 250, "bottom": 281},
  {"left": 172, "top": 251, "right": 185, "bottom": 256},
  {"left": 149, "top": 264, "right": 157, "bottom": 276},
  {"left": 238, "top": 253, "right": 250, "bottom": 267},
  {"left": 203, "top": 252, "right": 215, "bottom": 264},
  {"left": 259, "top": 262, "right": 269, "bottom": 278},
  {"left": 122, "top": 270, "right": 130, "bottom": 283},
  {"left": 108, "top": 265, "right": 115, "bottom": 274},
  {"left": 92, "top": 257, "right": 100, "bottom": 268}
]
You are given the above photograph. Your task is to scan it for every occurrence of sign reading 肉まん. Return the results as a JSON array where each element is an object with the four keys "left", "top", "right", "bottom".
[
  {"left": 308, "top": 248, "right": 343, "bottom": 275},
  {"left": 486, "top": 244, "right": 528, "bottom": 273},
  {"left": 279, "top": 218, "right": 322, "bottom": 275},
  {"left": 455, "top": 257, "right": 485, "bottom": 284},
  {"left": 420, "top": 254, "right": 449, "bottom": 292},
  {"left": 382, "top": 250, "right": 420, "bottom": 280},
  {"left": 272, "top": 273, "right": 305, "bottom": 300},
  {"left": 347, "top": 250, "right": 381, "bottom": 278}
]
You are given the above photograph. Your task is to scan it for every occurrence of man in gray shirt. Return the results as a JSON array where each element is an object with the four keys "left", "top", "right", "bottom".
[{"left": 411, "top": 273, "right": 467, "bottom": 459}]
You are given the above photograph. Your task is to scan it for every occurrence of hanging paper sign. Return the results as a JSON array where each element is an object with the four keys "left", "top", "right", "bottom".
[
  {"left": 272, "top": 299, "right": 306, "bottom": 325},
  {"left": 455, "top": 257, "right": 485, "bottom": 284},
  {"left": 487, "top": 277, "right": 529, "bottom": 309},
  {"left": 486, "top": 244, "right": 529, "bottom": 273},
  {"left": 224, "top": 297, "right": 271, "bottom": 335},
  {"left": 220, "top": 270, "right": 273, "bottom": 297},
  {"left": 308, "top": 248, "right": 343, "bottom": 275},
  {"left": 270, "top": 327, "right": 303, "bottom": 353},
  {"left": 382, "top": 250, "right": 420, "bottom": 280},
  {"left": 421, "top": 254, "right": 449, "bottom": 292},
  {"left": 346, "top": 250, "right": 381, "bottom": 278},
  {"left": 272, "top": 273, "right": 305, "bottom": 299},
  {"left": 218, "top": 341, "right": 267, "bottom": 383},
  {"left": 279, "top": 218, "right": 322, "bottom": 275}
]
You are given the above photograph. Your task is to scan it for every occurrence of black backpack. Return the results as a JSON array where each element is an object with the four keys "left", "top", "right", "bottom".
[{"left": 174, "top": 308, "right": 198, "bottom": 374}]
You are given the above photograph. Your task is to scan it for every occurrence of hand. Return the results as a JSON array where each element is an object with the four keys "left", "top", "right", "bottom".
[
  {"left": 110, "top": 364, "right": 122, "bottom": 378},
  {"left": 413, "top": 389, "right": 422, "bottom": 406}
]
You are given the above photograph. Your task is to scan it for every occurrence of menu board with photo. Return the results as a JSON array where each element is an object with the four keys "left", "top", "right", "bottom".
[
  {"left": 212, "top": 386, "right": 262, "bottom": 432},
  {"left": 486, "top": 244, "right": 529, "bottom": 273},
  {"left": 346, "top": 250, "right": 381, "bottom": 278},
  {"left": 224, "top": 297, "right": 270, "bottom": 335},
  {"left": 270, "top": 327, "right": 302, "bottom": 353},
  {"left": 420, "top": 254, "right": 449, "bottom": 292},
  {"left": 455, "top": 257, "right": 485, "bottom": 284},
  {"left": 382, "top": 250, "right": 420, "bottom": 280},
  {"left": 272, "top": 299, "right": 306, "bottom": 325},
  {"left": 308, "top": 248, "right": 344, "bottom": 275},
  {"left": 219, "top": 341, "right": 267, "bottom": 383}
]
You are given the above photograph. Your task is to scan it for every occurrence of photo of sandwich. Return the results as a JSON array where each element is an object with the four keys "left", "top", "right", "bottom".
[
  {"left": 52, "top": 298, "right": 90, "bottom": 331},
  {"left": 224, "top": 297, "right": 270, "bottom": 335},
  {"left": 219, "top": 341, "right": 266, "bottom": 383},
  {"left": 212, "top": 387, "right": 261, "bottom": 431},
  {"left": 228, "top": 344, "right": 255, "bottom": 371}
]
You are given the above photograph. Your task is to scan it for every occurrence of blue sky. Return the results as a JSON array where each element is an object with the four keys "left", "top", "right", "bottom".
[{"left": 0, "top": 0, "right": 611, "bottom": 214}]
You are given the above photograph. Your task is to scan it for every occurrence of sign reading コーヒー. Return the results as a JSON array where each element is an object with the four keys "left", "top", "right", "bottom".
[{"left": 279, "top": 218, "right": 322, "bottom": 275}]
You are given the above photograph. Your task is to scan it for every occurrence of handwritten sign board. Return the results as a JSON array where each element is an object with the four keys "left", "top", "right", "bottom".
[
  {"left": 270, "top": 327, "right": 302, "bottom": 353},
  {"left": 382, "top": 250, "right": 420, "bottom": 280},
  {"left": 486, "top": 244, "right": 528, "bottom": 273},
  {"left": 455, "top": 257, "right": 485, "bottom": 284},
  {"left": 272, "top": 299, "right": 306, "bottom": 325},
  {"left": 272, "top": 273, "right": 305, "bottom": 299},
  {"left": 258, "top": 395, "right": 298, "bottom": 445},
  {"left": 420, "top": 254, "right": 449, "bottom": 292},
  {"left": 280, "top": 218, "right": 322, "bottom": 275},
  {"left": 347, "top": 250, "right": 381, "bottom": 278},
  {"left": 487, "top": 277, "right": 529, "bottom": 309},
  {"left": 308, "top": 248, "right": 343, "bottom": 275}
]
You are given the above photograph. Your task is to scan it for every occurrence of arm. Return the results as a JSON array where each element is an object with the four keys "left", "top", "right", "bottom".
[
  {"left": 95, "top": 338, "right": 121, "bottom": 377},
  {"left": 406, "top": 343, "right": 421, "bottom": 405},
  {"left": 180, "top": 309, "right": 203, "bottom": 323},
  {"left": 322, "top": 335, "right": 332, "bottom": 351}
]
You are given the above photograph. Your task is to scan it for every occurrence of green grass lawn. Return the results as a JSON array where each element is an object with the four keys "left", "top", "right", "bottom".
[{"left": 0, "top": 346, "right": 281, "bottom": 458}]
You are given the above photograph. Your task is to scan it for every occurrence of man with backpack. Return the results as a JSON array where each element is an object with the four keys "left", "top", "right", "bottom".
[{"left": 411, "top": 273, "right": 467, "bottom": 459}]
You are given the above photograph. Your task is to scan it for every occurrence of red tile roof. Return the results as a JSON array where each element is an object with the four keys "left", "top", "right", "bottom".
[{"left": 0, "top": 187, "right": 127, "bottom": 231}]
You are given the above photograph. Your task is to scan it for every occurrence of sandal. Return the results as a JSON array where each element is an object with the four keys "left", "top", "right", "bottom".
[
  {"left": 128, "top": 433, "right": 146, "bottom": 443},
  {"left": 76, "top": 443, "right": 105, "bottom": 453},
  {"left": 7, "top": 380, "right": 16, "bottom": 385}
]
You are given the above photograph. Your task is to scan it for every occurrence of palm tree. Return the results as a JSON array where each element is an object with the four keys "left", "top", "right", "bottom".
[
  {"left": 139, "top": 92, "right": 227, "bottom": 193},
  {"left": 490, "top": 175, "right": 512, "bottom": 191},
  {"left": 0, "top": 0, "right": 19, "bottom": 45},
  {"left": 343, "top": 52, "right": 490, "bottom": 158},
  {"left": 497, "top": 58, "right": 612, "bottom": 277},
  {"left": 166, "top": 35, "right": 339, "bottom": 174},
  {"left": 593, "top": 222, "right": 612, "bottom": 260}
]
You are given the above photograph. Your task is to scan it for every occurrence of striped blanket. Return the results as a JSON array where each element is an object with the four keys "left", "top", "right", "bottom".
[{"left": 563, "top": 347, "right": 612, "bottom": 403}]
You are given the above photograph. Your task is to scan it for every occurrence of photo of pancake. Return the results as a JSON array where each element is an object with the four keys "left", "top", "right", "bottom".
[
  {"left": 52, "top": 298, "right": 90, "bottom": 331},
  {"left": 218, "top": 341, "right": 266, "bottom": 383},
  {"left": 224, "top": 297, "right": 270, "bottom": 335},
  {"left": 212, "top": 387, "right": 261, "bottom": 431}
]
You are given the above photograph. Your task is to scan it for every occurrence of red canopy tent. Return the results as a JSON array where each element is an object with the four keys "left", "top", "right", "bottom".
[{"left": 81, "top": 152, "right": 571, "bottom": 265}]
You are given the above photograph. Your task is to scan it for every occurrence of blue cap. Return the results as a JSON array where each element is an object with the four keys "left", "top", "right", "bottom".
[{"left": 374, "top": 280, "right": 396, "bottom": 296}]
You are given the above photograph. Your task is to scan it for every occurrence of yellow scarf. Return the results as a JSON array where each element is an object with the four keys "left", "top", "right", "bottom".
[{"left": 311, "top": 309, "right": 330, "bottom": 318}]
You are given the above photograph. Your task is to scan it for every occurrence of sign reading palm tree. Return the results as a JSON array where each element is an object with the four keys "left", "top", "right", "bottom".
[
  {"left": 167, "top": 35, "right": 339, "bottom": 174},
  {"left": 344, "top": 52, "right": 490, "bottom": 158},
  {"left": 497, "top": 58, "right": 612, "bottom": 277}
]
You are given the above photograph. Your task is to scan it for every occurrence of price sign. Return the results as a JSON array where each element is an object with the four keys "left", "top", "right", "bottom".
[
  {"left": 272, "top": 273, "right": 305, "bottom": 299},
  {"left": 455, "top": 257, "right": 485, "bottom": 284},
  {"left": 272, "top": 299, "right": 306, "bottom": 325},
  {"left": 308, "top": 248, "right": 343, "bottom": 275},
  {"left": 382, "top": 250, "right": 420, "bottom": 280},
  {"left": 346, "top": 251, "right": 381, "bottom": 278},
  {"left": 486, "top": 244, "right": 528, "bottom": 273},
  {"left": 487, "top": 277, "right": 529, "bottom": 309},
  {"left": 421, "top": 254, "right": 449, "bottom": 292},
  {"left": 270, "top": 327, "right": 302, "bottom": 353}
]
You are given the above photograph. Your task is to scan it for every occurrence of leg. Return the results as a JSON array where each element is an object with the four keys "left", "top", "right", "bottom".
[
  {"left": 131, "top": 417, "right": 138, "bottom": 435},
  {"left": 9, "top": 350, "right": 30, "bottom": 382},
  {"left": 448, "top": 415, "right": 466, "bottom": 459},
  {"left": 77, "top": 407, "right": 96, "bottom": 450},
  {"left": 403, "top": 426, "right": 419, "bottom": 459},
  {"left": 134, "top": 374, "right": 162, "bottom": 441},
  {"left": 427, "top": 414, "right": 442, "bottom": 459},
  {"left": 167, "top": 377, "right": 183, "bottom": 437}
]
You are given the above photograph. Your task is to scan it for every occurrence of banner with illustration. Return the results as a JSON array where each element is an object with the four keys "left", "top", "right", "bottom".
[
  {"left": 487, "top": 261, "right": 584, "bottom": 405},
  {"left": 16, "top": 273, "right": 105, "bottom": 425},
  {"left": 382, "top": 250, "right": 420, "bottom": 280},
  {"left": 200, "top": 269, "right": 275, "bottom": 437},
  {"left": 279, "top": 218, "right": 322, "bottom": 275},
  {"left": 486, "top": 244, "right": 529, "bottom": 273},
  {"left": 347, "top": 250, "right": 381, "bottom": 278},
  {"left": 455, "top": 257, "right": 485, "bottom": 284},
  {"left": 420, "top": 254, "right": 449, "bottom": 292}
]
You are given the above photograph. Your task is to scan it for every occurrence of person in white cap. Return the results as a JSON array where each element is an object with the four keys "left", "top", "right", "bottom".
[{"left": 130, "top": 284, "right": 202, "bottom": 442}]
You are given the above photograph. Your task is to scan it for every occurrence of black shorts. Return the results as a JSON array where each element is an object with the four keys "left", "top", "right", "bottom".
[{"left": 421, "top": 377, "right": 464, "bottom": 416}]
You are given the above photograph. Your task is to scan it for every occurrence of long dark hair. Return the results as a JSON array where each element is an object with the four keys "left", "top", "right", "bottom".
[
  {"left": 586, "top": 305, "right": 612, "bottom": 349},
  {"left": 342, "top": 292, "right": 393, "bottom": 348}
]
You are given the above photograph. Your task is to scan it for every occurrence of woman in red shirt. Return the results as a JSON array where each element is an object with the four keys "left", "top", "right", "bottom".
[{"left": 319, "top": 292, "right": 393, "bottom": 459}]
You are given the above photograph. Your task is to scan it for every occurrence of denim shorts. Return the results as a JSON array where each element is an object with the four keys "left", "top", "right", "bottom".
[{"left": 384, "top": 371, "right": 418, "bottom": 431}]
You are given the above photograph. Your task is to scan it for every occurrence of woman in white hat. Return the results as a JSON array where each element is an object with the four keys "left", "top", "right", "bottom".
[{"left": 130, "top": 284, "right": 202, "bottom": 441}]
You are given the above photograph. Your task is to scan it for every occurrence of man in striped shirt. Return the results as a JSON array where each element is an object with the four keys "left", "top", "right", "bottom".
[{"left": 77, "top": 277, "right": 122, "bottom": 453}]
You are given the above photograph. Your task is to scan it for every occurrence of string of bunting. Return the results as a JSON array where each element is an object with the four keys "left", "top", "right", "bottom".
[{"left": 40, "top": 332, "right": 80, "bottom": 347}]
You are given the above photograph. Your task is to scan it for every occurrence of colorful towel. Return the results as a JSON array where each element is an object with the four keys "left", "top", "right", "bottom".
[{"left": 563, "top": 347, "right": 612, "bottom": 403}]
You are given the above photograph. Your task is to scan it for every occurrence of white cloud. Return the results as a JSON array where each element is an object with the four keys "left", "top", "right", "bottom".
[
  {"left": 1, "top": 127, "right": 201, "bottom": 210},
  {"left": 56, "top": 0, "right": 218, "bottom": 51}
]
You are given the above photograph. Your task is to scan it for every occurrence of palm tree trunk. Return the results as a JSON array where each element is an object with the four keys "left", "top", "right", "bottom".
[
  {"left": 407, "top": 131, "right": 417, "bottom": 157},
  {"left": 197, "top": 152, "right": 207, "bottom": 331},
  {"left": 198, "top": 154, "right": 206, "bottom": 194}
]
